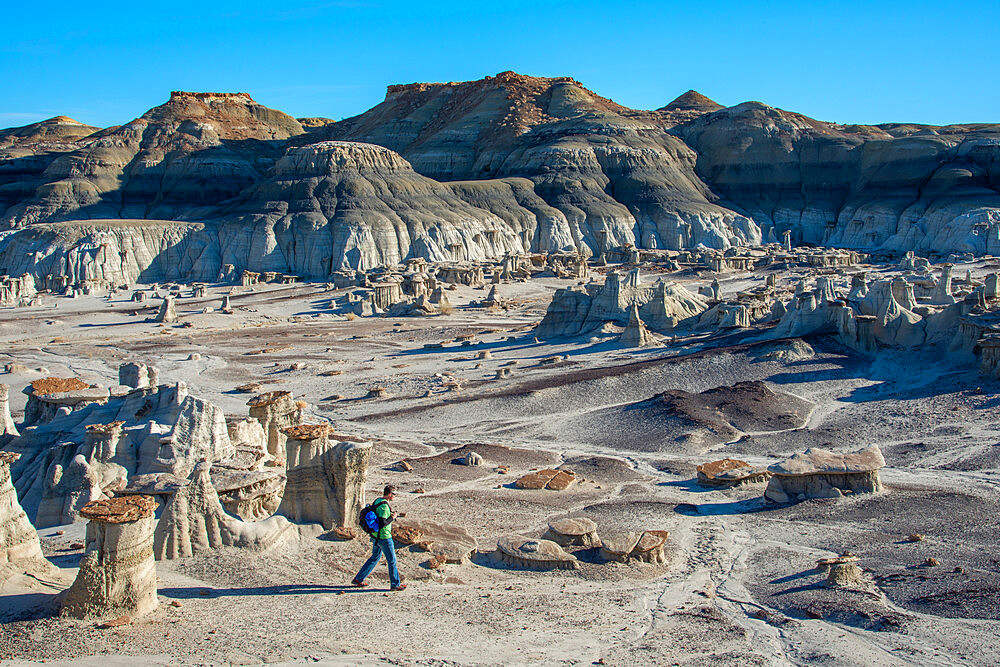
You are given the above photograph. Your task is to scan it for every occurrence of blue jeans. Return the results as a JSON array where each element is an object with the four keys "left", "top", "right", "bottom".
[{"left": 354, "top": 537, "right": 400, "bottom": 588}]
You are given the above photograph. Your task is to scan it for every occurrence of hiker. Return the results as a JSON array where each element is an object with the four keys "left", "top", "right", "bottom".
[{"left": 352, "top": 484, "right": 407, "bottom": 591}]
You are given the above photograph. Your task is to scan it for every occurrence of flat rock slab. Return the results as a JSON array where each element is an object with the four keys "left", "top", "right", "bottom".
[
  {"left": 121, "top": 473, "right": 189, "bottom": 496},
  {"left": 599, "top": 531, "right": 642, "bottom": 561},
  {"left": 497, "top": 535, "right": 578, "bottom": 570},
  {"left": 514, "top": 469, "right": 577, "bottom": 491},
  {"left": 697, "top": 458, "right": 770, "bottom": 487},
  {"left": 600, "top": 529, "right": 669, "bottom": 564},
  {"left": 395, "top": 520, "right": 477, "bottom": 563},
  {"left": 79, "top": 495, "right": 157, "bottom": 523},
  {"left": 542, "top": 517, "right": 601, "bottom": 547},
  {"left": 769, "top": 445, "right": 885, "bottom": 475}
]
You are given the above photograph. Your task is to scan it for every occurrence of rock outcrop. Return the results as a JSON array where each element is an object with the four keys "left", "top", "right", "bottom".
[
  {"left": 7, "top": 381, "right": 233, "bottom": 528},
  {"left": 764, "top": 445, "right": 886, "bottom": 503},
  {"left": 153, "top": 461, "right": 291, "bottom": 559}
]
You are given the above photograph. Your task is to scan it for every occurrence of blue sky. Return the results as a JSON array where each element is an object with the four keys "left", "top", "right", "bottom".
[{"left": 1, "top": 0, "right": 997, "bottom": 129}]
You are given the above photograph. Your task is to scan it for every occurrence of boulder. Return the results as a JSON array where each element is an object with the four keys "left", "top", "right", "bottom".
[
  {"left": 514, "top": 469, "right": 577, "bottom": 491},
  {"left": 394, "top": 520, "right": 477, "bottom": 563},
  {"left": 496, "top": 535, "right": 579, "bottom": 570},
  {"left": 542, "top": 517, "right": 600, "bottom": 547},
  {"left": 599, "top": 529, "right": 669, "bottom": 564}
]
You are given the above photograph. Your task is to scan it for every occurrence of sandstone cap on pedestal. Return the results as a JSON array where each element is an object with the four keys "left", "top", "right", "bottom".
[
  {"left": 543, "top": 517, "right": 601, "bottom": 547},
  {"left": 121, "top": 473, "right": 190, "bottom": 496},
  {"left": 28, "top": 377, "right": 90, "bottom": 396},
  {"left": 280, "top": 423, "right": 331, "bottom": 440},
  {"left": 85, "top": 420, "right": 125, "bottom": 435},
  {"left": 768, "top": 445, "right": 885, "bottom": 476},
  {"left": 79, "top": 495, "right": 157, "bottom": 524},
  {"left": 247, "top": 390, "right": 293, "bottom": 407}
]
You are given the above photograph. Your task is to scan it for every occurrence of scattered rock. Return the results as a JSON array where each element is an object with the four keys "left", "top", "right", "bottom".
[{"left": 514, "top": 469, "right": 577, "bottom": 491}]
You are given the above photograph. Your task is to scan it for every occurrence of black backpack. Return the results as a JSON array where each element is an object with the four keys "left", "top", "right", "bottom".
[{"left": 358, "top": 498, "right": 387, "bottom": 536}]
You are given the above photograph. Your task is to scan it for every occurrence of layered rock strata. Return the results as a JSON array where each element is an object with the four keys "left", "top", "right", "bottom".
[
  {"left": 153, "top": 461, "right": 291, "bottom": 560},
  {"left": 0, "top": 451, "right": 52, "bottom": 583}
]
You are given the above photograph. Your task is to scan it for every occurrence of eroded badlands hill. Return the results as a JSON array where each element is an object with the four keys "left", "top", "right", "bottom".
[{"left": 0, "top": 72, "right": 998, "bottom": 280}]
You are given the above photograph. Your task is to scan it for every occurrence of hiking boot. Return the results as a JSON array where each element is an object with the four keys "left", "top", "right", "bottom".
[
  {"left": 390, "top": 583, "right": 408, "bottom": 592},
  {"left": 351, "top": 579, "right": 367, "bottom": 588}
]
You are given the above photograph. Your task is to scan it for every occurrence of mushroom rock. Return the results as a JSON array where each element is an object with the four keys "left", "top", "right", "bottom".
[
  {"left": 542, "top": 517, "right": 601, "bottom": 547},
  {"left": 153, "top": 461, "right": 291, "bottom": 560},
  {"left": 496, "top": 535, "right": 579, "bottom": 570},
  {"left": 60, "top": 495, "right": 159, "bottom": 620},
  {"left": 21, "top": 377, "right": 106, "bottom": 426},
  {"left": 277, "top": 424, "right": 372, "bottom": 530},
  {"left": 764, "top": 445, "right": 885, "bottom": 504}
]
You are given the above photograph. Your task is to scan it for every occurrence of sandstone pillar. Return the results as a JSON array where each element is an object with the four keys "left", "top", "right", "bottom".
[
  {"left": 0, "top": 452, "right": 49, "bottom": 580},
  {"left": 0, "top": 384, "right": 18, "bottom": 437},
  {"left": 61, "top": 495, "right": 158, "bottom": 620},
  {"left": 155, "top": 296, "right": 177, "bottom": 323},
  {"left": 278, "top": 424, "right": 372, "bottom": 530},
  {"left": 247, "top": 391, "right": 303, "bottom": 462}
]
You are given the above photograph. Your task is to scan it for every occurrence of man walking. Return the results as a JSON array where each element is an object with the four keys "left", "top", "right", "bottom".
[{"left": 352, "top": 484, "right": 407, "bottom": 591}]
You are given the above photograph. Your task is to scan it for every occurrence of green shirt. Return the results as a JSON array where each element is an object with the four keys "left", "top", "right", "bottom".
[{"left": 374, "top": 498, "right": 392, "bottom": 540}]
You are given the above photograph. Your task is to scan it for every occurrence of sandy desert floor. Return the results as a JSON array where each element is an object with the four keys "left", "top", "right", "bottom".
[{"left": 1, "top": 269, "right": 999, "bottom": 666}]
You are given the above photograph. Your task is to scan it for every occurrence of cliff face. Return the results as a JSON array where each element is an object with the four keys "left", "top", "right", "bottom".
[
  {"left": 324, "top": 72, "right": 760, "bottom": 253},
  {"left": 0, "top": 74, "right": 998, "bottom": 281},
  {"left": 674, "top": 103, "right": 1000, "bottom": 253},
  {"left": 0, "top": 92, "right": 303, "bottom": 229},
  {"left": 214, "top": 141, "right": 524, "bottom": 272}
]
